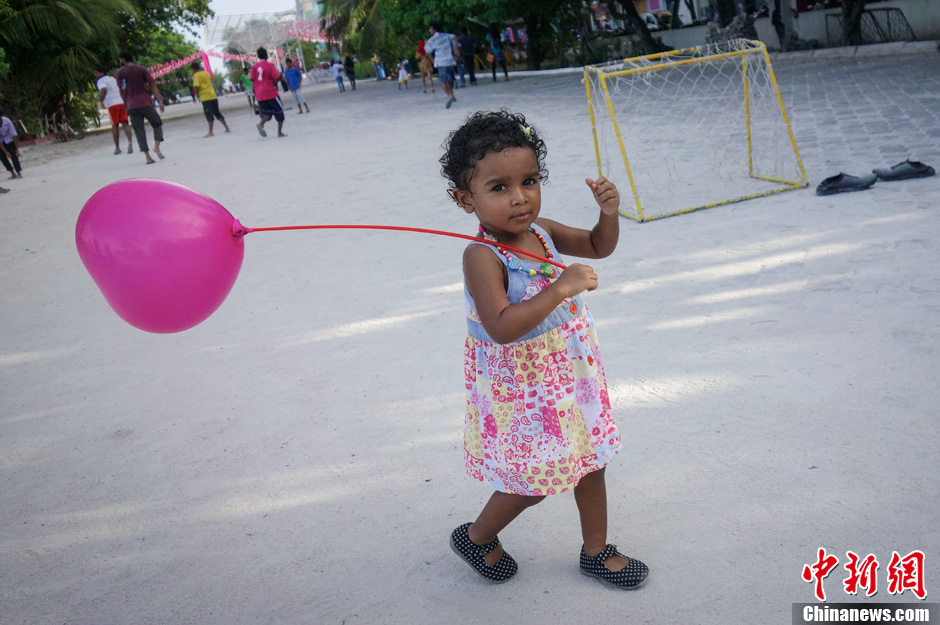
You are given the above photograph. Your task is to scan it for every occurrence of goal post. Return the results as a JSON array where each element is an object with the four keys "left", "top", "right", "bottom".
[{"left": 585, "top": 39, "right": 808, "bottom": 223}]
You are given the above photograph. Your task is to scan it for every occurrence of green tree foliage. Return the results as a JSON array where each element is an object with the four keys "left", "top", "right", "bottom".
[
  {"left": 487, "top": 0, "right": 570, "bottom": 70},
  {"left": 0, "top": 0, "right": 133, "bottom": 121},
  {"left": 322, "top": 0, "right": 489, "bottom": 61},
  {"left": 118, "top": 0, "right": 211, "bottom": 59},
  {"left": 0, "top": 0, "right": 210, "bottom": 128},
  {"left": 141, "top": 29, "right": 198, "bottom": 102},
  {"left": 324, "top": 0, "right": 636, "bottom": 72},
  {"left": 321, "top": 0, "right": 385, "bottom": 58}
]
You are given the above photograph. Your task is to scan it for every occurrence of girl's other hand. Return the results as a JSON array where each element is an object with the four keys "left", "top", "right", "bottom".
[
  {"left": 585, "top": 176, "right": 621, "bottom": 215},
  {"left": 556, "top": 263, "right": 599, "bottom": 296}
]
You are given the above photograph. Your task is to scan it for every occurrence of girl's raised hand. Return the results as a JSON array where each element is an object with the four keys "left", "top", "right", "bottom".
[
  {"left": 555, "top": 263, "right": 599, "bottom": 296},
  {"left": 585, "top": 176, "right": 621, "bottom": 215}
]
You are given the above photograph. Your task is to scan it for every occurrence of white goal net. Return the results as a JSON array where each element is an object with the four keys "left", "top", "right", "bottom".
[{"left": 585, "top": 39, "right": 808, "bottom": 222}]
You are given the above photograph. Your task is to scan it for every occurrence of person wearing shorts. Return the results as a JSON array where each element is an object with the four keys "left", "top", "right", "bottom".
[
  {"left": 95, "top": 68, "right": 133, "bottom": 154},
  {"left": 425, "top": 20, "right": 459, "bottom": 109},
  {"left": 249, "top": 47, "right": 286, "bottom": 138},
  {"left": 191, "top": 60, "right": 230, "bottom": 137},
  {"left": 284, "top": 58, "right": 309, "bottom": 114}
]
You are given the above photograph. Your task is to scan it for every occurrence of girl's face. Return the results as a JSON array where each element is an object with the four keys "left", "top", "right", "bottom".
[{"left": 454, "top": 147, "right": 541, "bottom": 241}]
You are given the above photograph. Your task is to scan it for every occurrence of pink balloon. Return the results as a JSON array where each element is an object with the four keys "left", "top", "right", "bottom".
[{"left": 75, "top": 179, "right": 245, "bottom": 333}]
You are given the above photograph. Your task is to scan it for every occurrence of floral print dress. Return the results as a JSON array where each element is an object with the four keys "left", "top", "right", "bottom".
[{"left": 462, "top": 224, "right": 622, "bottom": 496}]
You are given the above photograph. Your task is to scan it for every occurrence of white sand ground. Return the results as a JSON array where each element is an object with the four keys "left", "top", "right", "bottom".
[{"left": 2, "top": 49, "right": 939, "bottom": 625}]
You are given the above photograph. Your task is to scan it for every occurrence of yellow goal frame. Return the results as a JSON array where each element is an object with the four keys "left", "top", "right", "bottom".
[{"left": 584, "top": 39, "right": 808, "bottom": 222}]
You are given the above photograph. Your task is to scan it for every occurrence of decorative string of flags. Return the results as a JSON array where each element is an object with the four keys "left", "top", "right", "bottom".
[{"left": 148, "top": 50, "right": 262, "bottom": 79}]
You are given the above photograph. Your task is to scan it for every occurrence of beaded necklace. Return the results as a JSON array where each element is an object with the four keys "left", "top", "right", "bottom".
[{"left": 478, "top": 225, "right": 558, "bottom": 278}]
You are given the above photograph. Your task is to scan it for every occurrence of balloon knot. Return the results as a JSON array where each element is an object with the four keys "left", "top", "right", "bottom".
[{"left": 232, "top": 219, "right": 253, "bottom": 239}]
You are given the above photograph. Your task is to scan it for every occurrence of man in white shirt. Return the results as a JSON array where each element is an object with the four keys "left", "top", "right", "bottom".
[
  {"left": 94, "top": 68, "right": 134, "bottom": 155},
  {"left": 425, "top": 20, "right": 459, "bottom": 109},
  {"left": 0, "top": 113, "right": 23, "bottom": 179}
]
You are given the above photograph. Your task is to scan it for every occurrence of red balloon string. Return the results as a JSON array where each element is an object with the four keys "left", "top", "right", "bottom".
[{"left": 243, "top": 223, "right": 568, "bottom": 270}]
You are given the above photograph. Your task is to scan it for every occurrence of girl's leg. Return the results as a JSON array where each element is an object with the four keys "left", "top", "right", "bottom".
[
  {"left": 573, "top": 467, "right": 630, "bottom": 571},
  {"left": 468, "top": 491, "right": 545, "bottom": 565}
]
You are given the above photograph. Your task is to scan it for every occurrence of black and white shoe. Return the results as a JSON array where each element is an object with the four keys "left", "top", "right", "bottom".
[
  {"left": 579, "top": 544, "right": 649, "bottom": 590},
  {"left": 449, "top": 522, "right": 518, "bottom": 583}
]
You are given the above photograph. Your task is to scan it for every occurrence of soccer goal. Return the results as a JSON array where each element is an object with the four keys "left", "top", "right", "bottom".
[{"left": 585, "top": 39, "right": 808, "bottom": 222}]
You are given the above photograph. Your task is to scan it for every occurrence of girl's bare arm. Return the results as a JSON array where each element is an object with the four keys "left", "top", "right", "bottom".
[{"left": 464, "top": 244, "right": 597, "bottom": 344}]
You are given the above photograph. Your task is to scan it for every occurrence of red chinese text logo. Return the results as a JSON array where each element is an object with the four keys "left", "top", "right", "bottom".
[{"left": 803, "top": 549, "right": 926, "bottom": 601}]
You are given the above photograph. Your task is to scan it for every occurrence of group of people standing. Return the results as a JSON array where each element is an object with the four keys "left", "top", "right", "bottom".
[
  {"left": 328, "top": 57, "right": 357, "bottom": 92},
  {"left": 90, "top": 46, "right": 301, "bottom": 160}
]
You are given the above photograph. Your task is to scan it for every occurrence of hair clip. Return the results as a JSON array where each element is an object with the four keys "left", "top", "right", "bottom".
[{"left": 519, "top": 124, "right": 533, "bottom": 141}]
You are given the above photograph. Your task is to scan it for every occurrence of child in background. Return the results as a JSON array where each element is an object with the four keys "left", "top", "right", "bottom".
[
  {"left": 398, "top": 60, "right": 410, "bottom": 89},
  {"left": 330, "top": 60, "right": 346, "bottom": 92},
  {"left": 283, "top": 58, "right": 310, "bottom": 114},
  {"left": 440, "top": 110, "right": 648, "bottom": 589}
]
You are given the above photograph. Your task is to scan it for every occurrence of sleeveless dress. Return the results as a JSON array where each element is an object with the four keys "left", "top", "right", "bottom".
[{"left": 463, "top": 224, "right": 622, "bottom": 496}]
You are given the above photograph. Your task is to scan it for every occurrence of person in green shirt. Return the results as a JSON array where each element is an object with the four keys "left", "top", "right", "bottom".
[
  {"left": 191, "top": 60, "right": 231, "bottom": 137},
  {"left": 241, "top": 72, "right": 256, "bottom": 114}
]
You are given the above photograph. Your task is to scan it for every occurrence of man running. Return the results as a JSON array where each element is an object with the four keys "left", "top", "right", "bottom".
[
  {"left": 424, "top": 20, "right": 459, "bottom": 109},
  {"left": 249, "top": 48, "right": 286, "bottom": 137}
]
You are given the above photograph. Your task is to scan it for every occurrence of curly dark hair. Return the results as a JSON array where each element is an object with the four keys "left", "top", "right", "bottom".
[{"left": 440, "top": 110, "right": 548, "bottom": 203}]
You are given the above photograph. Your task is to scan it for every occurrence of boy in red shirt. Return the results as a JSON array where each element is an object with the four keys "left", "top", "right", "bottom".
[{"left": 249, "top": 48, "right": 285, "bottom": 138}]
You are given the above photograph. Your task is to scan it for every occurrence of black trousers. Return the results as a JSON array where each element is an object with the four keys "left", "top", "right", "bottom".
[
  {"left": 461, "top": 54, "right": 477, "bottom": 84},
  {"left": 0, "top": 140, "right": 21, "bottom": 173},
  {"left": 127, "top": 106, "right": 163, "bottom": 153}
]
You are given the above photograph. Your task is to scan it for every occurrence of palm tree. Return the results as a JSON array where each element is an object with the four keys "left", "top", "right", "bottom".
[
  {"left": 0, "top": 0, "right": 133, "bottom": 114},
  {"left": 320, "top": 0, "right": 386, "bottom": 56}
]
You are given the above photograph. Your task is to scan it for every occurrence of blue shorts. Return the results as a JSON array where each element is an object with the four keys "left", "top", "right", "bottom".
[
  {"left": 258, "top": 98, "right": 285, "bottom": 122},
  {"left": 438, "top": 65, "right": 456, "bottom": 85}
]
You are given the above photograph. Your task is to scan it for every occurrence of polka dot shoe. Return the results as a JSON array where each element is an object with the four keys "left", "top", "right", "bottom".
[
  {"left": 579, "top": 544, "right": 649, "bottom": 590},
  {"left": 449, "top": 522, "right": 518, "bottom": 583}
]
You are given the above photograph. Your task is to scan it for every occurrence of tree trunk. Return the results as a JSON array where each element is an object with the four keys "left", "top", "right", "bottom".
[
  {"left": 670, "top": 0, "right": 681, "bottom": 28},
  {"left": 771, "top": 0, "right": 787, "bottom": 48},
  {"left": 521, "top": 11, "right": 544, "bottom": 70},
  {"left": 609, "top": 0, "right": 659, "bottom": 54},
  {"left": 841, "top": 0, "right": 867, "bottom": 45},
  {"left": 716, "top": 0, "right": 737, "bottom": 27}
]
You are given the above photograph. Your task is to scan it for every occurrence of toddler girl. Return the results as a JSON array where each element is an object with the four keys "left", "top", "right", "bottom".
[{"left": 440, "top": 110, "right": 648, "bottom": 589}]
